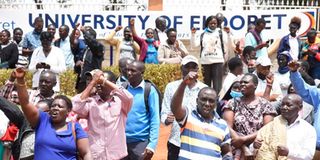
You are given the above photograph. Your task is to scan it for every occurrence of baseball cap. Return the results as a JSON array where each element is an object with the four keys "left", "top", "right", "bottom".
[
  {"left": 181, "top": 55, "right": 199, "bottom": 65},
  {"left": 256, "top": 56, "right": 272, "bottom": 66}
]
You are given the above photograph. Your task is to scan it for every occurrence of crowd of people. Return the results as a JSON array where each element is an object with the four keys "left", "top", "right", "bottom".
[{"left": 0, "top": 12, "right": 320, "bottom": 160}]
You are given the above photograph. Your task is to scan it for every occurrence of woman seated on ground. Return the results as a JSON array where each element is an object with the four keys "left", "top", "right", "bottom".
[
  {"left": 223, "top": 73, "right": 277, "bottom": 159},
  {"left": 13, "top": 68, "right": 92, "bottom": 160}
]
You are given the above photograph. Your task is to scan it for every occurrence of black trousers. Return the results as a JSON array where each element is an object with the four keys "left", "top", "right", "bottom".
[
  {"left": 167, "top": 142, "right": 180, "bottom": 160},
  {"left": 202, "top": 63, "right": 223, "bottom": 93},
  {"left": 122, "top": 140, "right": 148, "bottom": 160}
]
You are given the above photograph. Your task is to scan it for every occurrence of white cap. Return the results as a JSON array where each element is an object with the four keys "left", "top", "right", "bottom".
[
  {"left": 256, "top": 56, "right": 272, "bottom": 66},
  {"left": 181, "top": 55, "right": 199, "bottom": 65}
]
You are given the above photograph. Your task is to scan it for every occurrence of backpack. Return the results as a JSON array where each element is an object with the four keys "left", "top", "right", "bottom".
[
  {"left": 200, "top": 29, "right": 225, "bottom": 58},
  {"left": 122, "top": 80, "right": 162, "bottom": 116}
]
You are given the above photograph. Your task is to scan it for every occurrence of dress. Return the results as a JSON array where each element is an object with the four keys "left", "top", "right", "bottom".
[{"left": 224, "top": 97, "right": 277, "bottom": 135}]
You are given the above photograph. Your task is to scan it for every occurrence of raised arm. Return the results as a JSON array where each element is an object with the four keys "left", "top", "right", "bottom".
[
  {"left": 129, "top": 19, "right": 138, "bottom": 38},
  {"left": 129, "top": 19, "right": 145, "bottom": 46},
  {"left": 262, "top": 72, "right": 274, "bottom": 101},
  {"left": 13, "top": 68, "right": 39, "bottom": 128},
  {"left": 105, "top": 26, "right": 122, "bottom": 46},
  {"left": 190, "top": 27, "right": 200, "bottom": 48},
  {"left": 70, "top": 23, "right": 80, "bottom": 51},
  {"left": 81, "top": 26, "right": 104, "bottom": 57},
  {"left": 289, "top": 60, "right": 320, "bottom": 107},
  {"left": 171, "top": 71, "right": 197, "bottom": 121},
  {"left": 103, "top": 78, "right": 133, "bottom": 114},
  {"left": 105, "top": 26, "right": 122, "bottom": 65}
]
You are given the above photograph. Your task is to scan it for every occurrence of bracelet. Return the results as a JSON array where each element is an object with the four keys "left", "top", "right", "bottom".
[
  {"left": 15, "top": 82, "right": 26, "bottom": 87},
  {"left": 267, "top": 83, "right": 272, "bottom": 87}
]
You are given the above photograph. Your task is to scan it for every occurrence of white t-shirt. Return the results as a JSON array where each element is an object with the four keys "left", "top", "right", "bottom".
[
  {"left": 254, "top": 72, "right": 283, "bottom": 100},
  {"left": 28, "top": 46, "right": 66, "bottom": 92}
]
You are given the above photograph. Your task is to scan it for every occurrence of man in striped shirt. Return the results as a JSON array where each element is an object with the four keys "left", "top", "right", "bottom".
[{"left": 171, "top": 71, "right": 233, "bottom": 160}]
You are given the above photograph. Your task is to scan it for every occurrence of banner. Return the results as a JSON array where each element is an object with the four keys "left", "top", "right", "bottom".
[{"left": 0, "top": 9, "right": 317, "bottom": 39}]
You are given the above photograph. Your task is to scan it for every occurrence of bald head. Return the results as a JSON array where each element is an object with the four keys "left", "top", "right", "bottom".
[
  {"left": 280, "top": 93, "right": 302, "bottom": 124},
  {"left": 286, "top": 94, "right": 303, "bottom": 108}
]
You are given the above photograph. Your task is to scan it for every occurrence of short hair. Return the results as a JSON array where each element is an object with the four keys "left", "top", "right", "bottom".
[
  {"left": 40, "top": 31, "right": 54, "bottom": 42},
  {"left": 1, "top": 29, "right": 11, "bottom": 37},
  {"left": 242, "top": 46, "right": 255, "bottom": 58},
  {"left": 37, "top": 98, "right": 53, "bottom": 108},
  {"left": 204, "top": 15, "right": 217, "bottom": 28},
  {"left": 198, "top": 87, "right": 217, "bottom": 97},
  {"left": 103, "top": 70, "right": 117, "bottom": 83},
  {"left": 131, "top": 60, "right": 145, "bottom": 73},
  {"left": 123, "top": 26, "right": 131, "bottom": 32},
  {"left": 244, "top": 73, "right": 258, "bottom": 86},
  {"left": 53, "top": 95, "right": 73, "bottom": 110},
  {"left": 255, "top": 18, "right": 266, "bottom": 26},
  {"left": 13, "top": 27, "right": 23, "bottom": 34},
  {"left": 307, "top": 28, "right": 317, "bottom": 37},
  {"left": 60, "top": 25, "right": 70, "bottom": 33},
  {"left": 40, "top": 70, "right": 57, "bottom": 83},
  {"left": 228, "top": 57, "right": 243, "bottom": 71},
  {"left": 47, "top": 23, "right": 56, "bottom": 28},
  {"left": 155, "top": 16, "right": 165, "bottom": 23},
  {"left": 34, "top": 16, "right": 43, "bottom": 24},
  {"left": 84, "top": 26, "right": 97, "bottom": 38},
  {"left": 119, "top": 57, "right": 133, "bottom": 68},
  {"left": 247, "top": 23, "right": 255, "bottom": 32},
  {"left": 166, "top": 28, "right": 176, "bottom": 37}
]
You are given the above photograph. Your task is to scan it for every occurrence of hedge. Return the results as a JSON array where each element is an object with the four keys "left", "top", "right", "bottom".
[{"left": 0, "top": 64, "right": 203, "bottom": 96}]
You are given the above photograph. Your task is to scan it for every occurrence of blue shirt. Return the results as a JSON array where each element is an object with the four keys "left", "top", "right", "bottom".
[
  {"left": 22, "top": 30, "right": 42, "bottom": 50},
  {"left": 125, "top": 80, "right": 160, "bottom": 151},
  {"left": 145, "top": 44, "right": 159, "bottom": 64},
  {"left": 245, "top": 31, "right": 268, "bottom": 58},
  {"left": 290, "top": 71, "right": 320, "bottom": 149},
  {"left": 55, "top": 36, "right": 74, "bottom": 68},
  {"left": 34, "top": 111, "right": 88, "bottom": 160}
]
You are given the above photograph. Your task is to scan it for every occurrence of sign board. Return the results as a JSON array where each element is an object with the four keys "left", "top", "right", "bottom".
[{"left": 0, "top": 9, "right": 317, "bottom": 39}]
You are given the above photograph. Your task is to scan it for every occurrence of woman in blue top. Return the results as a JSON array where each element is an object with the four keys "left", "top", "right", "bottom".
[
  {"left": 13, "top": 67, "right": 92, "bottom": 160},
  {"left": 130, "top": 19, "right": 159, "bottom": 64}
]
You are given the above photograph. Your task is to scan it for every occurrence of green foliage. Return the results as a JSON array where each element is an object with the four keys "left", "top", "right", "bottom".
[
  {"left": 59, "top": 70, "right": 78, "bottom": 96},
  {"left": 103, "top": 64, "right": 184, "bottom": 94},
  {"left": 0, "top": 65, "right": 202, "bottom": 96}
]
